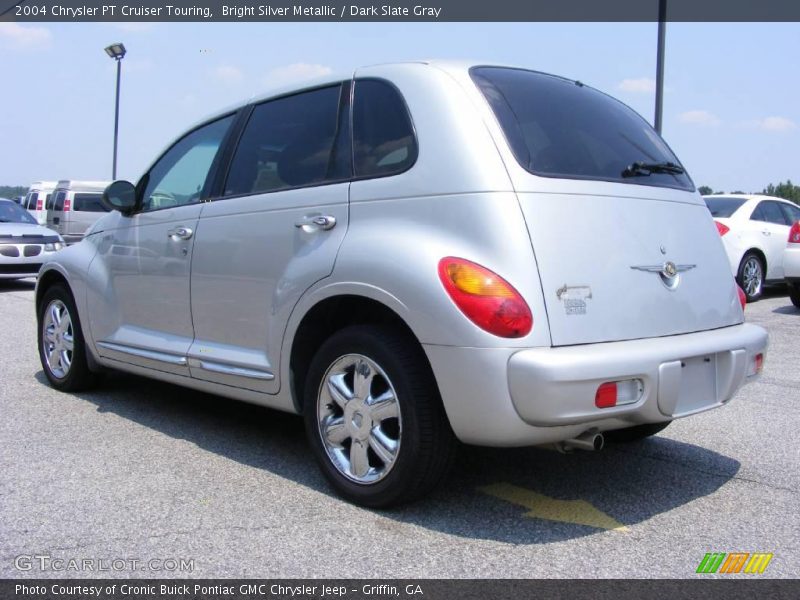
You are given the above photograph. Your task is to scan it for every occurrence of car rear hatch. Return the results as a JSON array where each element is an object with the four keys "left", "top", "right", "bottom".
[{"left": 471, "top": 66, "right": 743, "bottom": 346}]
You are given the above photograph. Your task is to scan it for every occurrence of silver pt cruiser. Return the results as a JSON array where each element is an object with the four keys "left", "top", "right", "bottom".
[{"left": 36, "top": 61, "right": 768, "bottom": 507}]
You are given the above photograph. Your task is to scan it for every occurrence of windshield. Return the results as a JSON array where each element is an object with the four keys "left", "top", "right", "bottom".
[
  {"left": 471, "top": 66, "right": 694, "bottom": 191},
  {"left": 0, "top": 200, "right": 37, "bottom": 224},
  {"left": 704, "top": 196, "right": 747, "bottom": 218}
]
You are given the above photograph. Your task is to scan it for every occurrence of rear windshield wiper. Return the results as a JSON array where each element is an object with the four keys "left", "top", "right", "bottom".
[{"left": 621, "top": 161, "right": 685, "bottom": 178}]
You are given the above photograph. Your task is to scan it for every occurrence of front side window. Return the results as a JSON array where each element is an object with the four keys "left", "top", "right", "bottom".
[
  {"left": 352, "top": 79, "right": 417, "bottom": 178},
  {"left": 73, "top": 193, "right": 108, "bottom": 212},
  {"left": 471, "top": 66, "right": 693, "bottom": 191},
  {"left": 140, "top": 115, "right": 234, "bottom": 212}
]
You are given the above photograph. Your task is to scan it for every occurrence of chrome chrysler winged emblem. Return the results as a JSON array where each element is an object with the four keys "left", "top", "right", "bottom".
[{"left": 631, "top": 261, "right": 696, "bottom": 289}]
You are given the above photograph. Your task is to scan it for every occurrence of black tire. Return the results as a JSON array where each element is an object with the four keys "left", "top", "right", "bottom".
[
  {"left": 737, "top": 252, "right": 765, "bottom": 302},
  {"left": 37, "top": 283, "right": 96, "bottom": 391},
  {"left": 789, "top": 283, "right": 800, "bottom": 309},
  {"left": 605, "top": 421, "right": 671, "bottom": 443},
  {"left": 303, "top": 324, "right": 457, "bottom": 507}
]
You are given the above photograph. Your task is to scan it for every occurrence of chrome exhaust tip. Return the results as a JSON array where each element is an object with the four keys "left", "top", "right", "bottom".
[{"left": 556, "top": 431, "right": 604, "bottom": 453}]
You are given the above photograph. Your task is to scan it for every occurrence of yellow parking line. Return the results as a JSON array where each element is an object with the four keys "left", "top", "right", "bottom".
[{"left": 478, "top": 482, "right": 629, "bottom": 532}]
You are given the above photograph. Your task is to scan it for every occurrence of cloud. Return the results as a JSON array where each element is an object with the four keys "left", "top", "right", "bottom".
[
  {"left": 677, "top": 110, "right": 721, "bottom": 126},
  {"left": 754, "top": 116, "right": 797, "bottom": 132},
  {"left": 265, "top": 63, "right": 333, "bottom": 86},
  {"left": 212, "top": 65, "right": 244, "bottom": 84},
  {"left": 0, "top": 23, "right": 52, "bottom": 50},
  {"left": 617, "top": 78, "right": 656, "bottom": 94}
]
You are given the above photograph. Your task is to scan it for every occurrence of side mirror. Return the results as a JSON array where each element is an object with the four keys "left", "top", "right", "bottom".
[{"left": 102, "top": 180, "right": 137, "bottom": 215}]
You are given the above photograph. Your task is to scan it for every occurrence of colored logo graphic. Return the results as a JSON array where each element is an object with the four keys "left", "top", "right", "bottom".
[{"left": 696, "top": 552, "right": 773, "bottom": 574}]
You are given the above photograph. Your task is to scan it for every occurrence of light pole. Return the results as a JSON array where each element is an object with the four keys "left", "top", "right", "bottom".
[
  {"left": 654, "top": 0, "right": 666, "bottom": 134},
  {"left": 104, "top": 42, "right": 126, "bottom": 180}
]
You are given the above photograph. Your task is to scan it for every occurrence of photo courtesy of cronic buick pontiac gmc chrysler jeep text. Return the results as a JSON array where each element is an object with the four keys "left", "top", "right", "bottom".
[{"left": 35, "top": 62, "right": 768, "bottom": 507}]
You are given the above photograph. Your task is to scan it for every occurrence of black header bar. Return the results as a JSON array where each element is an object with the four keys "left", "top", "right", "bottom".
[{"left": 2, "top": 0, "right": 800, "bottom": 22}]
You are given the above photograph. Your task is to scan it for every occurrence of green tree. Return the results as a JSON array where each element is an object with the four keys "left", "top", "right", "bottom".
[
  {"left": 0, "top": 185, "right": 27, "bottom": 199},
  {"left": 763, "top": 180, "right": 800, "bottom": 204},
  {"left": 698, "top": 185, "right": 713, "bottom": 195}
]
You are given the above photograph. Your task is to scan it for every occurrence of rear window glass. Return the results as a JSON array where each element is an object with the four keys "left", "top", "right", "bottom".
[
  {"left": 45, "top": 193, "right": 54, "bottom": 210},
  {"left": 25, "top": 193, "right": 36, "bottom": 209},
  {"left": 73, "top": 193, "right": 107, "bottom": 212},
  {"left": 352, "top": 79, "right": 417, "bottom": 178},
  {"left": 471, "top": 67, "right": 693, "bottom": 191},
  {"left": 54, "top": 191, "right": 66, "bottom": 211},
  {"left": 704, "top": 196, "right": 746, "bottom": 218}
]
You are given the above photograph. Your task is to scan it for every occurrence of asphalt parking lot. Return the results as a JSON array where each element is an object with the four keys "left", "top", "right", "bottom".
[{"left": 1, "top": 279, "right": 798, "bottom": 579}]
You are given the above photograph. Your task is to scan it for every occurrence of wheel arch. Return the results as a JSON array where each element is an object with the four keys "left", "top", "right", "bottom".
[
  {"left": 35, "top": 267, "right": 71, "bottom": 310},
  {"left": 287, "top": 293, "right": 432, "bottom": 414}
]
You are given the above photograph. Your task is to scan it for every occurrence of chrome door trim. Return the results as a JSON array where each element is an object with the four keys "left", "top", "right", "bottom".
[
  {"left": 96, "top": 341, "right": 189, "bottom": 366},
  {"left": 190, "top": 358, "right": 275, "bottom": 380}
]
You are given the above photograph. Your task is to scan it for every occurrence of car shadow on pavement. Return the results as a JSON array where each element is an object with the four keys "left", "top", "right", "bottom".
[
  {"left": 0, "top": 279, "right": 36, "bottom": 292},
  {"left": 46, "top": 369, "right": 741, "bottom": 545}
]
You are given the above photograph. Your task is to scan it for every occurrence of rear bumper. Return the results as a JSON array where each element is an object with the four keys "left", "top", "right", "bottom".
[
  {"left": 784, "top": 246, "right": 800, "bottom": 280},
  {"left": 424, "top": 323, "right": 767, "bottom": 447}
]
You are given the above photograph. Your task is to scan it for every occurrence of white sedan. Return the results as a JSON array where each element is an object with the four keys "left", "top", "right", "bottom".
[
  {"left": 705, "top": 194, "right": 800, "bottom": 302},
  {"left": 785, "top": 221, "right": 800, "bottom": 307}
]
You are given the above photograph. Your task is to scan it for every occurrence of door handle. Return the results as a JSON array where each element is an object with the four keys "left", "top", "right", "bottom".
[
  {"left": 167, "top": 226, "right": 193, "bottom": 241},
  {"left": 762, "top": 230, "right": 771, "bottom": 236},
  {"left": 295, "top": 215, "right": 336, "bottom": 233}
]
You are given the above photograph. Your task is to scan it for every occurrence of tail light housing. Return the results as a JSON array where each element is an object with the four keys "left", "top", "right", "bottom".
[
  {"left": 63, "top": 198, "right": 71, "bottom": 212},
  {"left": 715, "top": 220, "right": 729, "bottom": 236},
  {"left": 736, "top": 282, "right": 746, "bottom": 310},
  {"left": 35, "top": 195, "right": 42, "bottom": 211},
  {"left": 789, "top": 221, "right": 800, "bottom": 244},
  {"left": 438, "top": 257, "right": 532, "bottom": 338}
]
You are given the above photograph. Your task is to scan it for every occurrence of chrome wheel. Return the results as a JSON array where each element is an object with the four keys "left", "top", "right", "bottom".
[
  {"left": 42, "top": 299, "right": 74, "bottom": 379},
  {"left": 317, "top": 354, "right": 402, "bottom": 484},
  {"left": 742, "top": 256, "right": 763, "bottom": 298}
]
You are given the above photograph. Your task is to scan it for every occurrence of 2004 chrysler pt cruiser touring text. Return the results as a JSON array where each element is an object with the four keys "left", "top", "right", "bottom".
[{"left": 35, "top": 61, "right": 768, "bottom": 507}]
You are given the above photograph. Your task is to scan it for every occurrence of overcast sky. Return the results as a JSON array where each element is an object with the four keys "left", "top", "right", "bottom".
[{"left": 1, "top": 21, "right": 797, "bottom": 192}]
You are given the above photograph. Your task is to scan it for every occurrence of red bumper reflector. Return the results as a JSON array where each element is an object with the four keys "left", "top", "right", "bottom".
[{"left": 595, "top": 382, "right": 617, "bottom": 408}]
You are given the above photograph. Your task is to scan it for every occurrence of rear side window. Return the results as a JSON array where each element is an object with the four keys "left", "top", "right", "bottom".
[
  {"left": 471, "top": 67, "right": 693, "bottom": 191},
  {"left": 752, "top": 201, "right": 788, "bottom": 225},
  {"left": 352, "top": 79, "right": 417, "bottom": 178},
  {"left": 73, "top": 193, "right": 107, "bottom": 212},
  {"left": 54, "top": 191, "right": 66, "bottom": 211},
  {"left": 224, "top": 85, "right": 347, "bottom": 197},
  {"left": 778, "top": 201, "right": 800, "bottom": 225},
  {"left": 704, "top": 196, "right": 746, "bottom": 218}
]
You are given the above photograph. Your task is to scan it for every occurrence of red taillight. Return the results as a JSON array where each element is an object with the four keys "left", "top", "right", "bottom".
[
  {"left": 755, "top": 353, "right": 764, "bottom": 374},
  {"left": 736, "top": 283, "right": 746, "bottom": 310},
  {"left": 438, "top": 257, "right": 532, "bottom": 338},
  {"left": 35, "top": 195, "right": 43, "bottom": 210},
  {"left": 595, "top": 382, "right": 617, "bottom": 408},
  {"left": 789, "top": 221, "right": 800, "bottom": 244},
  {"left": 63, "top": 198, "right": 71, "bottom": 212},
  {"left": 715, "top": 220, "right": 730, "bottom": 236}
]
